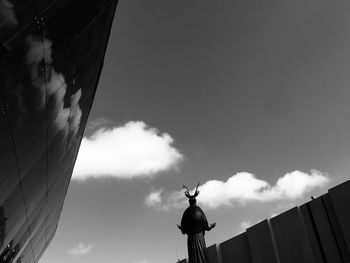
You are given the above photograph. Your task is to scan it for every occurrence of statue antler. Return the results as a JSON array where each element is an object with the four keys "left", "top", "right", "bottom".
[
  {"left": 183, "top": 185, "right": 191, "bottom": 198},
  {"left": 194, "top": 182, "right": 200, "bottom": 197}
]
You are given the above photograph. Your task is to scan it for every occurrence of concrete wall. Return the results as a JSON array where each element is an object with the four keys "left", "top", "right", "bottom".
[
  {"left": 206, "top": 244, "right": 221, "bottom": 263},
  {"left": 177, "top": 180, "right": 350, "bottom": 263}
]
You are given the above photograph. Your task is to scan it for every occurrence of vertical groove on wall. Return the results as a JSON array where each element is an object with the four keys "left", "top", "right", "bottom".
[
  {"left": 267, "top": 218, "right": 281, "bottom": 263},
  {"left": 305, "top": 202, "right": 327, "bottom": 263},
  {"left": 321, "top": 196, "right": 346, "bottom": 263},
  {"left": 216, "top": 243, "right": 222, "bottom": 263}
]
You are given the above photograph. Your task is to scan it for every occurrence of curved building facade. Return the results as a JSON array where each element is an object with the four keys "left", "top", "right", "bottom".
[{"left": 0, "top": 0, "right": 119, "bottom": 262}]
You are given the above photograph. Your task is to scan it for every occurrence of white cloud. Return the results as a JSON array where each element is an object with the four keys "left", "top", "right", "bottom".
[
  {"left": 67, "top": 242, "right": 93, "bottom": 255},
  {"left": 146, "top": 170, "right": 329, "bottom": 210},
  {"left": 145, "top": 189, "right": 163, "bottom": 206},
  {"left": 0, "top": 0, "right": 19, "bottom": 49},
  {"left": 72, "top": 121, "right": 183, "bottom": 180},
  {"left": 26, "top": 35, "right": 82, "bottom": 139},
  {"left": 145, "top": 187, "right": 186, "bottom": 211},
  {"left": 239, "top": 221, "right": 252, "bottom": 230}
]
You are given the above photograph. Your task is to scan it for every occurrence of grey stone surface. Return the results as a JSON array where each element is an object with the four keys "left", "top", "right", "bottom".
[
  {"left": 323, "top": 193, "right": 350, "bottom": 262},
  {"left": 328, "top": 180, "right": 350, "bottom": 261},
  {"left": 309, "top": 197, "right": 342, "bottom": 263},
  {"left": 246, "top": 220, "right": 279, "bottom": 263},
  {"left": 270, "top": 207, "right": 316, "bottom": 263},
  {"left": 299, "top": 203, "right": 325, "bottom": 263},
  {"left": 177, "top": 259, "right": 187, "bottom": 263},
  {"left": 206, "top": 244, "right": 221, "bottom": 263},
  {"left": 220, "top": 233, "right": 252, "bottom": 263}
]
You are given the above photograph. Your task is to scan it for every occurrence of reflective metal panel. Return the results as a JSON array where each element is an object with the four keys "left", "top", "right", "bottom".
[{"left": 0, "top": 0, "right": 119, "bottom": 262}]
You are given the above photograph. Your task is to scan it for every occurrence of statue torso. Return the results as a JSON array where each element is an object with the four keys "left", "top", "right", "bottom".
[{"left": 180, "top": 205, "right": 208, "bottom": 235}]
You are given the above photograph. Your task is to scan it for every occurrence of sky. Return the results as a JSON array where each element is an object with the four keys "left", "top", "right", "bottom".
[{"left": 41, "top": 0, "right": 350, "bottom": 263}]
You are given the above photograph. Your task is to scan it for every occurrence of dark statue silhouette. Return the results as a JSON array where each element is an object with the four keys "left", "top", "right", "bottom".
[{"left": 177, "top": 183, "right": 216, "bottom": 263}]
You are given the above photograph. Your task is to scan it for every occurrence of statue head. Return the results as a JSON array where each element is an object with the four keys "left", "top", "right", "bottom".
[{"left": 183, "top": 183, "right": 200, "bottom": 206}]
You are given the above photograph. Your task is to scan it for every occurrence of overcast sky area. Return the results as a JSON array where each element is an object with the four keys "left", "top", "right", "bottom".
[{"left": 41, "top": 0, "right": 350, "bottom": 263}]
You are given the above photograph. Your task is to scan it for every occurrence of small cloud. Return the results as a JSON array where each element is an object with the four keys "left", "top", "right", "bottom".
[
  {"left": 239, "top": 221, "right": 251, "bottom": 230},
  {"left": 145, "top": 188, "right": 186, "bottom": 211},
  {"left": 72, "top": 121, "right": 183, "bottom": 180},
  {"left": 67, "top": 242, "right": 92, "bottom": 255},
  {"left": 0, "top": 0, "right": 19, "bottom": 49},
  {"left": 146, "top": 170, "right": 329, "bottom": 210},
  {"left": 145, "top": 189, "right": 163, "bottom": 206}
]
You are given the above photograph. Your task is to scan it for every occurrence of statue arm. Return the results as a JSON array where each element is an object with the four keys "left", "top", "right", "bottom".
[
  {"left": 206, "top": 223, "right": 216, "bottom": 231},
  {"left": 203, "top": 213, "right": 216, "bottom": 231},
  {"left": 177, "top": 224, "right": 186, "bottom": 235}
]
